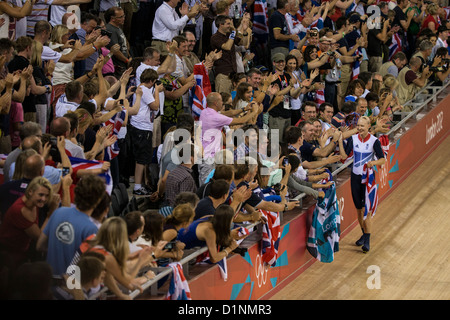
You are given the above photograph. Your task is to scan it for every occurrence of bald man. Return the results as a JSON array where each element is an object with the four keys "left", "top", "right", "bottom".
[{"left": 198, "top": 92, "right": 258, "bottom": 184}]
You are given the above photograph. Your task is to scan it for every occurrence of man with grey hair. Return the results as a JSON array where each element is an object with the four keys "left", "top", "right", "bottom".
[
  {"left": 412, "top": 40, "right": 434, "bottom": 72},
  {"left": 3, "top": 122, "right": 42, "bottom": 183},
  {"left": 397, "top": 56, "right": 433, "bottom": 105}
]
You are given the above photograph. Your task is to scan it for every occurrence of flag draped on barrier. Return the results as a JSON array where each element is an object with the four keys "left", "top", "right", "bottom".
[
  {"left": 165, "top": 262, "right": 192, "bottom": 300},
  {"left": 307, "top": 171, "right": 341, "bottom": 263},
  {"left": 260, "top": 209, "right": 281, "bottom": 267}
]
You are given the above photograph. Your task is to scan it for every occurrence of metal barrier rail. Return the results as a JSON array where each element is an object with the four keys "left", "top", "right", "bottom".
[
  {"left": 91, "top": 80, "right": 448, "bottom": 300},
  {"left": 328, "top": 80, "right": 448, "bottom": 177},
  {"left": 127, "top": 220, "right": 262, "bottom": 300}
]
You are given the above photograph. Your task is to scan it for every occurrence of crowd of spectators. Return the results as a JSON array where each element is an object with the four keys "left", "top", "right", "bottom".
[{"left": 0, "top": 0, "right": 448, "bottom": 300}]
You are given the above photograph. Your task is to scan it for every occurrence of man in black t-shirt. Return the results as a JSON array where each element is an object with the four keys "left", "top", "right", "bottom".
[
  {"left": 268, "top": 53, "right": 294, "bottom": 143},
  {"left": 268, "top": 0, "right": 299, "bottom": 60},
  {"left": 105, "top": 7, "right": 131, "bottom": 78},
  {"left": 194, "top": 179, "right": 230, "bottom": 220}
]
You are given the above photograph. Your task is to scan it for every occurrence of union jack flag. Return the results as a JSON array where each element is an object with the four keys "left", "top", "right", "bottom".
[
  {"left": 361, "top": 135, "right": 389, "bottom": 220},
  {"left": 361, "top": 164, "right": 378, "bottom": 220},
  {"left": 388, "top": 33, "right": 402, "bottom": 60},
  {"left": 102, "top": 109, "right": 126, "bottom": 161},
  {"left": 260, "top": 208, "right": 281, "bottom": 267},
  {"left": 165, "top": 262, "right": 192, "bottom": 300},
  {"left": 69, "top": 156, "right": 113, "bottom": 195},
  {"left": 190, "top": 62, "right": 211, "bottom": 120},
  {"left": 253, "top": 0, "right": 269, "bottom": 34},
  {"left": 352, "top": 47, "right": 361, "bottom": 80}
]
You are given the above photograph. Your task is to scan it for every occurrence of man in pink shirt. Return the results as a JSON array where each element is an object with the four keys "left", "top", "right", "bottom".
[{"left": 198, "top": 92, "right": 258, "bottom": 184}]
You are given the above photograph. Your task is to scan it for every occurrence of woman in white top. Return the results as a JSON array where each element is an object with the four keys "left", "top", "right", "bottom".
[
  {"left": 48, "top": 24, "right": 82, "bottom": 108},
  {"left": 49, "top": 25, "right": 76, "bottom": 86}
]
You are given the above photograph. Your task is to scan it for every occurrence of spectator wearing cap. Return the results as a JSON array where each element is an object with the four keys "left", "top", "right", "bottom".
[
  {"left": 379, "top": 52, "right": 408, "bottom": 78},
  {"left": 430, "top": 25, "right": 449, "bottom": 61},
  {"left": 268, "top": 53, "right": 295, "bottom": 143},
  {"left": 268, "top": 0, "right": 299, "bottom": 61}
]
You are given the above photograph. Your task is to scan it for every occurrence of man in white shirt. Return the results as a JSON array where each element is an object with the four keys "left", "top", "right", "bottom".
[
  {"left": 151, "top": 0, "right": 199, "bottom": 55},
  {"left": 55, "top": 81, "right": 84, "bottom": 118},
  {"left": 135, "top": 44, "right": 178, "bottom": 150},
  {"left": 49, "top": 116, "right": 85, "bottom": 158},
  {"left": 135, "top": 45, "right": 177, "bottom": 87},
  {"left": 170, "top": 35, "right": 194, "bottom": 111},
  {"left": 128, "top": 68, "right": 164, "bottom": 196},
  {"left": 33, "top": 20, "right": 82, "bottom": 63}
]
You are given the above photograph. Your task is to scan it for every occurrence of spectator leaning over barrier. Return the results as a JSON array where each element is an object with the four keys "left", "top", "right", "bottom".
[
  {"left": 194, "top": 179, "right": 230, "bottom": 220},
  {"left": 177, "top": 204, "right": 247, "bottom": 263},
  {"left": 81, "top": 216, "right": 156, "bottom": 300},
  {"left": 123, "top": 211, "right": 145, "bottom": 254},
  {"left": 232, "top": 157, "right": 298, "bottom": 222}
]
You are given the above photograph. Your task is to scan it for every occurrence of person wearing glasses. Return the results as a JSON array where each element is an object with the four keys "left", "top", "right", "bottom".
[{"left": 105, "top": 6, "right": 131, "bottom": 78}]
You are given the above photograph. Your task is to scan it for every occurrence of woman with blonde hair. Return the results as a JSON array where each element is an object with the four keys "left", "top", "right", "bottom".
[
  {"left": 0, "top": 176, "right": 57, "bottom": 267},
  {"left": 84, "top": 217, "right": 155, "bottom": 300},
  {"left": 421, "top": 3, "right": 440, "bottom": 33},
  {"left": 48, "top": 24, "right": 82, "bottom": 108}
]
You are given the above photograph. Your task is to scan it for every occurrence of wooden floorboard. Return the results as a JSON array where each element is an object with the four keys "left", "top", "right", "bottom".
[{"left": 270, "top": 134, "right": 450, "bottom": 300}]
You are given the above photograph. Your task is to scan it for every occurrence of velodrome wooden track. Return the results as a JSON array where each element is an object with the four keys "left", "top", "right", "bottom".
[{"left": 270, "top": 134, "right": 450, "bottom": 300}]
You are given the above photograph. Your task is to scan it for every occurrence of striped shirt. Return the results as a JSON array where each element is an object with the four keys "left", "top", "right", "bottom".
[{"left": 27, "top": 0, "right": 54, "bottom": 37}]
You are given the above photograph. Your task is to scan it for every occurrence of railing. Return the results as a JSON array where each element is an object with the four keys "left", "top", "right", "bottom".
[
  {"left": 328, "top": 80, "right": 449, "bottom": 177},
  {"left": 90, "top": 80, "right": 448, "bottom": 300}
]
